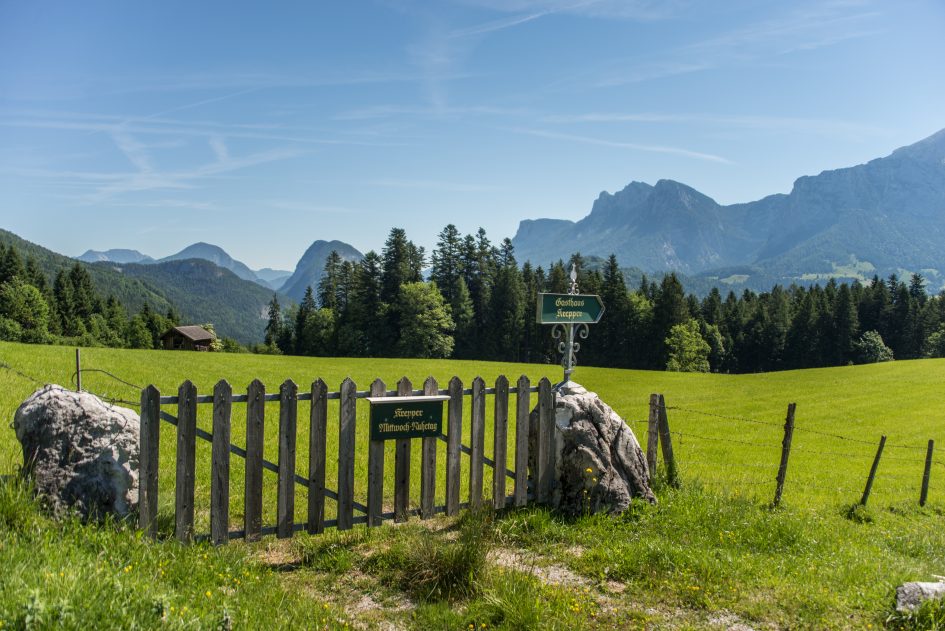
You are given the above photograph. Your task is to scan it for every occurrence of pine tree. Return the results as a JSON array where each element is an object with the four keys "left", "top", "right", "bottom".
[{"left": 265, "top": 294, "right": 282, "bottom": 347}]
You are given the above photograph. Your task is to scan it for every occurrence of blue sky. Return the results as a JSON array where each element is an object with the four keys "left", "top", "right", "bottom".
[{"left": 1, "top": 0, "right": 943, "bottom": 271}]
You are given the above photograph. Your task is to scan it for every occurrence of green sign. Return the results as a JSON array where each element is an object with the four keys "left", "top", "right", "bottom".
[
  {"left": 536, "top": 293, "right": 605, "bottom": 324},
  {"left": 367, "top": 395, "right": 449, "bottom": 441}
]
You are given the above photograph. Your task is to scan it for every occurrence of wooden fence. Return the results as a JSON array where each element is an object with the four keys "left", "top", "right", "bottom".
[{"left": 138, "top": 375, "right": 556, "bottom": 544}]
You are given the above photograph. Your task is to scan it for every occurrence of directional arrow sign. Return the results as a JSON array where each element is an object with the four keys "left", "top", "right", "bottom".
[{"left": 536, "top": 293, "right": 605, "bottom": 324}]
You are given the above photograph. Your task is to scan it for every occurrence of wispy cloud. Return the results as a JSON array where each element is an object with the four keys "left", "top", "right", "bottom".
[
  {"left": 371, "top": 178, "right": 501, "bottom": 192},
  {"left": 333, "top": 104, "right": 530, "bottom": 121},
  {"left": 506, "top": 127, "right": 733, "bottom": 163},
  {"left": 452, "top": 0, "right": 684, "bottom": 21},
  {"left": 538, "top": 112, "right": 891, "bottom": 137},
  {"left": 263, "top": 199, "right": 361, "bottom": 214}
]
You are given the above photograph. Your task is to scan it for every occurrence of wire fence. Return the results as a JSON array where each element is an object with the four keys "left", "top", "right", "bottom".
[{"left": 2, "top": 357, "right": 942, "bottom": 510}]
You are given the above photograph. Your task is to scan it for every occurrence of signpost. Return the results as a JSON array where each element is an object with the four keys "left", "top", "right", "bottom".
[
  {"left": 537, "top": 265, "right": 605, "bottom": 386},
  {"left": 366, "top": 395, "right": 449, "bottom": 441}
]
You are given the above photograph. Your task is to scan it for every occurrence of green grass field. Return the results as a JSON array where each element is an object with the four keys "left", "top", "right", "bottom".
[{"left": 1, "top": 341, "right": 943, "bottom": 629}]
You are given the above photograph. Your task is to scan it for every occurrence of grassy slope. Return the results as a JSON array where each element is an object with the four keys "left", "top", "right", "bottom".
[{"left": 1, "top": 341, "right": 943, "bottom": 628}]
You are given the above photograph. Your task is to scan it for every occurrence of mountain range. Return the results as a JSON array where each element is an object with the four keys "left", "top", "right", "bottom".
[
  {"left": 512, "top": 128, "right": 945, "bottom": 289},
  {"left": 76, "top": 240, "right": 364, "bottom": 295}
]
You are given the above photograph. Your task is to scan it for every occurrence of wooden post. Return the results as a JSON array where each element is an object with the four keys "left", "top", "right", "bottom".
[
  {"left": 420, "top": 376, "right": 438, "bottom": 519},
  {"left": 493, "top": 375, "right": 509, "bottom": 510},
  {"left": 514, "top": 375, "right": 530, "bottom": 507},
  {"left": 445, "top": 377, "right": 463, "bottom": 516},
  {"left": 307, "top": 379, "right": 328, "bottom": 534},
  {"left": 277, "top": 379, "right": 298, "bottom": 539},
  {"left": 394, "top": 377, "right": 412, "bottom": 523},
  {"left": 921, "top": 439, "right": 934, "bottom": 507},
  {"left": 337, "top": 378, "right": 356, "bottom": 530},
  {"left": 244, "top": 379, "right": 265, "bottom": 541},
  {"left": 139, "top": 385, "right": 160, "bottom": 537},
  {"left": 469, "top": 376, "right": 486, "bottom": 509},
  {"left": 646, "top": 394, "right": 659, "bottom": 480},
  {"left": 657, "top": 394, "right": 678, "bottom": 488},
  {"left": 367, "top": 379, "right": 386, "bottom": 527},
  {"left": 175, "top": 380, "right": 197, "bottom": 542},
  {"left": 773, "top": 402, "right": 796, "bottom": 508},
  {"left": 860, "top": 435, "right": 886, "bottom": 506},
  {"left": 75, "top": 348, "right": 81, "bottom": 392},
  {"left": 536, "top": 377, "right": 555, "bottom": 504},
  {"left": 210, "top": 380, "right": 232, "bottom": 546}
]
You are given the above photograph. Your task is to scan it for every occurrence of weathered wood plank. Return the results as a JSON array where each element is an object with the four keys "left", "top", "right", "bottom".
[
  {"left": 308, "top": 379, "right": 328, "bottom": 534},
  {"left": 514, "top": 376, "right": 530, "bottom": 507},
  {"left": 367, "top": 379, "right": 386, "bottom": 527},
  {"left": 395, "top": 377, "right": 413, "bottom": 523},
  {"left": 657, "top": 394, "right": 678, "bottom": 488},
  {"left": 492, "top": 375, "right": 509, "bottom": 510},
  {"left": 773, "top": 402, "right": 796, "bottom": 508},
  {"left": 175, "top": 380, "right": 197, "bottom": 542},
  {"left": 277, "top": 379, "right": 298, "bottom": 539},
  {"left": 210, "top": 380, "right": 232, "bottom": 545},
  {"left": 646, "top": 394, "right": 659, "bottom": 480},
  {"left": 421, "top": 376, "right": 438, "bottom": 519},
  {"left": 139, "top": 385, "right": 160, "bottom": 537},
  {"left": 337, "top": 378, "right": 357, "bottom": 530},
  {"left": 469, "top": 377, "right": 486, "bottom": 509},
  {"left": 536, "top": 377, "right": 554, "bottom": 504},
  {"left": 446, "top": 376, "right": 463, "bottom": 516},
  {"left": 245, "top": 379, "right": 265, "bottom": 541}
]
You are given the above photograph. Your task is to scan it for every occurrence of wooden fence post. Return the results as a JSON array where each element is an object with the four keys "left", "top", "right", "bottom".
[
  {"left": 446, "top": 377, "right": 463, "bottom": 516},
  {"left": 75, "top": 348, "right": 81, "bottom": 392},
  {"left": 139, "top": 385, "right": 160, "bottom": 537},
  {"left": 514, "top": 375, "right": 530, "bottom": 507},
  {"left": 536, "top": 377, "right": 555, "bottom": 504},
  {"left": 420, "top": 376, "right": 438, "bottom": 519},
  {"left": 647, "top": 394, "right": 660, "bottom": 480},
  {"left": 394, "top": 377, "right": 413, "bottom": 523},
  {"left": 308, "top": 379, "right": 328, "bottom": 534},
  {"left": 493, "top": 375, "right": 509, "bottom": 510},
  {"left": 921, "top": 439, "right": 935, "bottom": 507},
  {"left": 210, "top": 380, "right": 232, "bottom": 546},
  {"left": 245, "top": 379, "right": 265, "bottom": 541},
  {"left": 175, "top": 380, "right": 197, "bottom": 542},
  {"left": 772, "top": 402, "right": 796, "bottom": 508},
  {"left": 367, "top": 379, "right": 386, "bottom": 527},
  {"left": 860, "top": 435, "right": 886, "bottom": 506},
  {"left": 657, "top": 394, "right": 678, "bottom": 487},
  {"left": 470, "top": 376, "right": 486, "bottom": 509},
  {"left": 337, "top": 378, "right": 357, "bottom": 530},
  {"left": 277, "top": 379, "right": 298, "bottom": 539}
]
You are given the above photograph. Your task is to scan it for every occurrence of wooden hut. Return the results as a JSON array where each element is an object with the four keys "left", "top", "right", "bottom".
[{"left": 161, "top": 325, "right": 215, "bottom": 351}]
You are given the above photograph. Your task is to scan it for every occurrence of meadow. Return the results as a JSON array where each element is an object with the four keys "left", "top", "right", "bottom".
[{"left": 0, "top": 341, "right": 943, "bottom": 629}]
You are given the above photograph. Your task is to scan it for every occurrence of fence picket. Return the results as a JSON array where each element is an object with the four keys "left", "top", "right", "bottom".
[
  {"left": 211, "top": 380, "right": 232, "bottom": 545},
  {"left": 537, "top": 377, "right": 554, "bottom": 504},
  {"left": 139, "top": 385, "right": 160, "bottom": 537},
  {"left": 338, "top": 378, "right": 357, "bottom": 530},
  {"left": 394, "top": 377, "right": 413, "bottom": 522},
  {"left": 245, "top": 379, "right": 265, "bottom": 541},
  {"left": 175, "top": 380, "right": 197, "bottom": 542},
  {"left": 446, "top": 377, "right": 463, "bottom": 516},
  {"left": 421, "top": 376, "right": 438, "bottom": 519},
  {"left": 367, "top": 379, "right": 386, "bottom": 527},
  {"left": 308, "top": 379, "right": 328, "bottom": 534},
  {"left": 492, "top": 376, "right": 509, "bottom": 509},
  {"left": 277, "top": 380, "right": 298, "bottom": 539},
  {"left": 470, "top": 377, "right": 486, "bottom": 509},
  {"left": 514, "top": 376, "right": 530, "bottom": 507}
]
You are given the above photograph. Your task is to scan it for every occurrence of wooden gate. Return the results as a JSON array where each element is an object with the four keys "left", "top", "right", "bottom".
[{"left": 138, "top": 375, "right": 556, "bottom": 544}]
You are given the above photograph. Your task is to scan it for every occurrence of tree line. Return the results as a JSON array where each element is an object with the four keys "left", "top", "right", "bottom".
[
  {"left": 262, "top": 225, "right": 945, "bottom": 372},
  {"left": 0, "top": 243, "right": 187, "bottom": 349}
]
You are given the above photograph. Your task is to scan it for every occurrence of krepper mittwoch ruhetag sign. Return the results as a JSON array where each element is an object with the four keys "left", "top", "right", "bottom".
[{"left": 366, "top": 395, "right": 450, "bottom": 441}]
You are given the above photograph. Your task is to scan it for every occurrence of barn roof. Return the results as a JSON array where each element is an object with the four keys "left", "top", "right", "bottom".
[{"left": 162, "top": 325, "right": 214, "bottom": 342}]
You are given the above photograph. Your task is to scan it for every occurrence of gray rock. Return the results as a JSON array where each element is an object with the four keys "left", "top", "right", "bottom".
[
  {"left": 13, "top": 384, "right": 139, "bottom": 520},
  {"left": 530, "top": 381, "right": 655, "bottom": 515},
  {"left": 896, "top": 579, "right": 945, "bottom": 612}
]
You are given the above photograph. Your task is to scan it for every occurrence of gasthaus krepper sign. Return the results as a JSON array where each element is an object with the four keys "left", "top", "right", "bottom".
[{"left": 366, "top": 395, "right": 450, "bottom": 441}]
